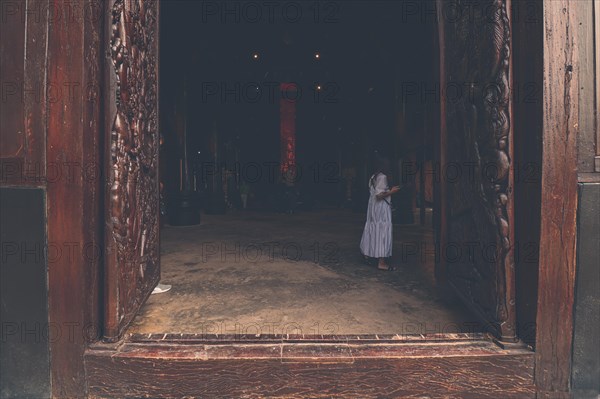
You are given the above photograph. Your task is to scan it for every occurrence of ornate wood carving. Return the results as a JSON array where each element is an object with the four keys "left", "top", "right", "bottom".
[
  {"left": 441, "top": 0, "right": 516, "bottom": 340},
  {"left": 106, "top": 0, "right": 160, "bottom": 340}
]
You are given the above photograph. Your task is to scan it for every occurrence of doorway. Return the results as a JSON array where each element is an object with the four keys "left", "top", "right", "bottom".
[
  {"left": 119, "top": 0, "right": 485, "bottom": 337},
  {"left": 89, "top": 0, "right": 538, "bottom": 396}
]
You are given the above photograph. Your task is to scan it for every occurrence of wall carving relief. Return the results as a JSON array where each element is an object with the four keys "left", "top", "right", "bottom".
[
  {"left": 107, "top": 0, "right": 160, "bottom": 338},
  {"left": 443, "top": 0, "right": 515, "bottom": 340}
]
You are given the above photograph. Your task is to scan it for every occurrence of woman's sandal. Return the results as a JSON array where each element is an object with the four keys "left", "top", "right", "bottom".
[{"left": 377, "top": 265, "right": 396, "bottom": 271}]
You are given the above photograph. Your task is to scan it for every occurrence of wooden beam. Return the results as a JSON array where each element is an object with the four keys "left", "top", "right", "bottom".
[
  {"left": 85, "top": 334, "right": 535, "bottom": 398},
  {"left": 46, "top": 0, "right": 103, "bottom": 397},
  {"left": 535, "top": 0, "right": 580, "bottom": 396}
]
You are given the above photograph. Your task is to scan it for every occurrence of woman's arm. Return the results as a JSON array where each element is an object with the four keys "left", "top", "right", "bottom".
[
  {"left": 376, "top": 187, "right": 400, "bottom": 200},
  {"left": 374, "top": 174, "right": 400, "bottom": 200}
]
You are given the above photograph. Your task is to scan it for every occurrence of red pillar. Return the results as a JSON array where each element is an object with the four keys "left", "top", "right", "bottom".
[{"left": 280, "top": 83, "right": 297, "bottom": 175}]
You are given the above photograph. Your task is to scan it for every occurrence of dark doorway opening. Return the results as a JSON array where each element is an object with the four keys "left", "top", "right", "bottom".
[{"left": 129, "top": 0, "right": 482, "bottom": 336}]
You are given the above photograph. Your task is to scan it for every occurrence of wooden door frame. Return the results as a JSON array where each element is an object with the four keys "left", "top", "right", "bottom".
[
  {"left": 84, "top": 333, "right": 535, "bottom": 398},
  {"left": 534, "top": 1, "right": 581, "bottom": 397},
  {"left": 43, "top": 0, "right": 580, "bottom": 397}
]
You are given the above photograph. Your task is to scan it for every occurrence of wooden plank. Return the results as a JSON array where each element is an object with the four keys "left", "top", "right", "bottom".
[
  {"left": 81, "top": 0, "right": 104, "bottom": 350},
  {"left": 0, "top": 0, "right": 47, "bottom": 187},
  {"left": 578, "top": 172, "right": 600, "bottom": 183},
  {"left": 0, "top": 0, "right": 26, "bottom": 161},
  {"left": 596, "top": 0, "right": 600, "bottom": 161},
  {"left": 22, "top": 0, "right": 47, "bottom": 181},
  {"left": 576, "top": 0, "right": 597, "bottom": 174},
  {"left": 85, "top": 338, "right": 535, "bottom": 398},
  {"left": 535, "top": 0, "right": 580, "bottom": 396},
  {"left": 46, "top": 0, "right": 103, "bottom": 397},
  {"left": 46, "top": 1, "right": 86, "bottom": 394},
  {"left": 127, "top": 332, "right": 489, "bottom": 344}
]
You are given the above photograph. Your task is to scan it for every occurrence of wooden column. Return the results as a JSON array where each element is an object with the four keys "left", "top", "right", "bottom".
[
  {"left": 434, "top": 0, "right": 447, "bottom": 281},
  {"left": 46, "top": 0, "right": 104, "bottom": 397},
  {"left": 280, "top": 83, "right": 297, "bottom": 176},
  {"left": 535, "top": 0, "right": 580, "bottom": 397}
]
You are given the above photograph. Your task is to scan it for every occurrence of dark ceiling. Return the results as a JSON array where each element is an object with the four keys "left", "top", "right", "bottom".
[
  {"left": 161, "top": 0, "right": 435, "bottom": 83},
  {"left": 159, "top": 0, "right": 437, "bottom": 162}
]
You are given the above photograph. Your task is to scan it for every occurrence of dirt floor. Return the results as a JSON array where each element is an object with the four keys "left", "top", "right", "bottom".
[{"left": 129, "top": 209, "right": 481, "bottom": 336}]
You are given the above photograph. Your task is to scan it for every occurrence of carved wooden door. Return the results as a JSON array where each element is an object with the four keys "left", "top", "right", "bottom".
[
  {"left": 104, "top": 0, "right": 160, "bottom": 341},
  {"left": 436, "top": 0, "right": 516, "bottom": 341}
]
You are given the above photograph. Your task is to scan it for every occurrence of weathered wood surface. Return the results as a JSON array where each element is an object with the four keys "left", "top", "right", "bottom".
[
  {"left": 128, "top": 332, "right": 489, "bottom": 343},
  {"left": 575, "top": 0, "right": 598, "bottom": 174},
  {"left": 85, "top": 334, "right": 535, "bottom": 398},
  {"left": 0, "top": 0, "right": 47, "bottom": 186},
  {"left": 535, "top": 0, "right": 580, "bottom": 397},
  {"left": 46, "top": 0, "right": 104, "bottom": 397}
]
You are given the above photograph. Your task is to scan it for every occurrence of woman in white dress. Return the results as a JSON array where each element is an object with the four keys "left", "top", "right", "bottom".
[{"left": 359, "top": 158, "right": 400, "bottom": 271}]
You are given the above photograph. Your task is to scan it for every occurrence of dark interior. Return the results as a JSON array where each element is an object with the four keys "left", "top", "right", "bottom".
[
  {"left": 123, "top": 0, "right": 485, "bottom": 336},
  {"left": 159, "top": 0, "right": 437, "bottom": 215}
]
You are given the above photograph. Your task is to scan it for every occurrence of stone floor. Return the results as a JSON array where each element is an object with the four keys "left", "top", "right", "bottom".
[{"left": 129, "top": 209, "right": 481, "bottom": 335}]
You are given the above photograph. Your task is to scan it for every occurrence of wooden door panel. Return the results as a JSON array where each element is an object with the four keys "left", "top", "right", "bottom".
[
  {"left": 438, "top": 0, "right": 516, "bottom": 341},
  {"left": 0, "top": 0, "right": 47, "bottom": 187},
  {"left": 104, "top": 0, "right": 160, "bottom": 341}
]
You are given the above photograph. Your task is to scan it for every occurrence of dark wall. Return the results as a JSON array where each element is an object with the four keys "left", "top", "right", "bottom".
[
  {"left": 571, "top": 183, "right": 600, "bottom": 398},
  {"left": 0, "top": 188, "right": 50, "bottom": 399},
  {"left": 159, "top": 0, "right": 434, "bottom": 209}
]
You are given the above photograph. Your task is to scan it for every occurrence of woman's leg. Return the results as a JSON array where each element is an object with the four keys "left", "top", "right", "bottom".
[{"left": 377, "top": 257, "right": 395, "bottom": 271}]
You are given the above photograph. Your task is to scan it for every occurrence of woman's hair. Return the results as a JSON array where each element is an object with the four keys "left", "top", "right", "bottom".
[{"left": 370, "top": 155, "right": 392, "bottom": 188}]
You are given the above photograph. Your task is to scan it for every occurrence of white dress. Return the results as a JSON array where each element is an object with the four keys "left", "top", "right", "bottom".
[{"left": 360, "top": 173, "right": 392, "bottom": 258}]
